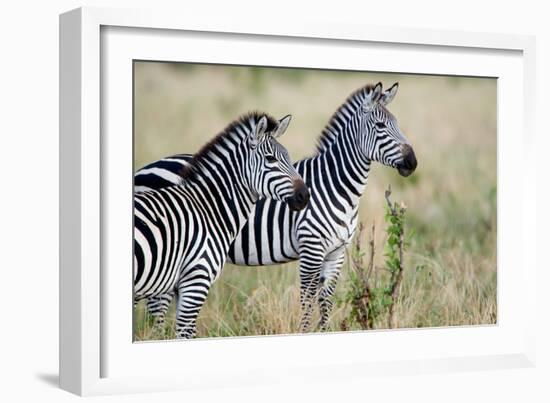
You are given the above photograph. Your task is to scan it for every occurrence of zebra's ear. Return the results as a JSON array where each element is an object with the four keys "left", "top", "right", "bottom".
[
  {"left": 272, "top": 115, "right": 292, "bottom": 139},
  {"left": 249, "top": 115, "right": 268, "bottom": 148},
  {"left": 362, "top": 82, "right": 383, "bottom": 113},
  {"left": 380, "top": 82, "right": 399, "bottom": 106}
]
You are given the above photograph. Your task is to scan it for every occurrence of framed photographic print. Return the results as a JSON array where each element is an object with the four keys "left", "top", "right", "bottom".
[{"left": 59, "top": 6, "right": 536, "bottom": 396}]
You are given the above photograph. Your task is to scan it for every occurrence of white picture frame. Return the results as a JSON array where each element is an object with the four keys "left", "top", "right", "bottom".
[{"left": 59, "top": 6, "right": 537, "bottom": 396}]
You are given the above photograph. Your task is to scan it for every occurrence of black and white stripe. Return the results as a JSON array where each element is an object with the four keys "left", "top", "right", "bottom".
[
  {"left": 134, "top": 112, "right": 308, "bottom": 338},
  {"left": 137, "top": 83, "right": 417, "bottom": 332}
]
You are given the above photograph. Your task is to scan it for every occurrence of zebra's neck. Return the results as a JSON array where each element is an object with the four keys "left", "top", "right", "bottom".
[
  {"left": 311, "top": 111, "right": 371, "bottom": 213},
  {"left": 183, "top": 150, "right": 257, "bottom": 245}
]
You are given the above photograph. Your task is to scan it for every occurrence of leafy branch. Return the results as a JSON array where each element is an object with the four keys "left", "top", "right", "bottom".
[{"left": 338, "top": 185, "right": 409, "bottom": 330}]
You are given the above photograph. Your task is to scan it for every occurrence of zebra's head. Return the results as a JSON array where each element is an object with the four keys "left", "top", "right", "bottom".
[
  {"left": 358, "top": 82, "right": 417, "bottom": 177},
  {"left": 247, "top": 114, "right": 310, "bottom": 211}
]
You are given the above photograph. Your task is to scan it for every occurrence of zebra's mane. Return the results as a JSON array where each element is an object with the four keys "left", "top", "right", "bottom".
[
  {"left": 316, "top": 84, "right": 378, "bottom": 153},
  {"left": 180, "top": 111, "right": 279, "bottom": 180}
]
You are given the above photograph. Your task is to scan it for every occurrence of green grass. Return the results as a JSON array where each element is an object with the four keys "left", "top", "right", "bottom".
[{"left": 133, "top": 62, "right": 497, "bottom": 340}]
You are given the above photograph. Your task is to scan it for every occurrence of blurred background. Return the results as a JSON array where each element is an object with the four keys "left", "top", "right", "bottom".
[{"left": 134, "top": 62, "right": 497, "bottom": 339}]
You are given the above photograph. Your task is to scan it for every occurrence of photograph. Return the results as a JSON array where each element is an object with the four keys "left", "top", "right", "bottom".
[{"left": 132, "top": 61, "right": 497, "bottom": 341}]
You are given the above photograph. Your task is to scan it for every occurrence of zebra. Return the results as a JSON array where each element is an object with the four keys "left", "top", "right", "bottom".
[
  {"left": 135, "top": 82, "right": 417, "bottom": 333},
  {"left": 134, "top": 112, "right": 309, "bottom": 338}
]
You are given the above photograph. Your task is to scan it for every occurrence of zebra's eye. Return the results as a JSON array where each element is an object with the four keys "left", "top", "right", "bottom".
[
  {"left": 375, "top": 122, "right": 386, "bottom": 129},
  {"left": 266, "top": 155, "right": 278, "bottom": 164}
]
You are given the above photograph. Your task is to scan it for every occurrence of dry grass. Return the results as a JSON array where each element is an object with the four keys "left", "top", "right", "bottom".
[{"left": 133, "top": 62, "right": 497, "bottom": 340}]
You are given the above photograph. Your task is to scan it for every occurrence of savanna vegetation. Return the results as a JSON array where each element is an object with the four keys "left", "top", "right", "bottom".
[{"left": 133, "top": 62, "right": 497, "bottom": 340}]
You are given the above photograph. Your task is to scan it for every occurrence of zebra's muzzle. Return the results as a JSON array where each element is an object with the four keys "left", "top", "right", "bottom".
[
  {"left": 287, "top": 179, "right": 310, "bottom": 211},
  {"left": 397, "top": 144, "right": 417, "bottom": 177}
]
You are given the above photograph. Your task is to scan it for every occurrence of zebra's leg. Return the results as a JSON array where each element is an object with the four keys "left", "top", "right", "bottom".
[
  {"left": 298, "top": 247, "right": 325, "bottom": 333},
  {"left": 318, "top": 249, "right": 346, "bottom": 331},
  {"left": 147, "top": 292, "right": 175, "bottom": 336},
  {"left": 174, "top": 266, "right": 213, "bottom": 339}
]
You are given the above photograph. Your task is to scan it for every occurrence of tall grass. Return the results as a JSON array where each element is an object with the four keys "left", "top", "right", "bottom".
[{"left": 133, "top": 62, "right": 497, "bottom": 340}]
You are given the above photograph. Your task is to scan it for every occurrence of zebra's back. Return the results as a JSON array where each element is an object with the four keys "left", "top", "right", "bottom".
[{"left": 134, "top": 155, "right": 190, "bottom": 192}]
